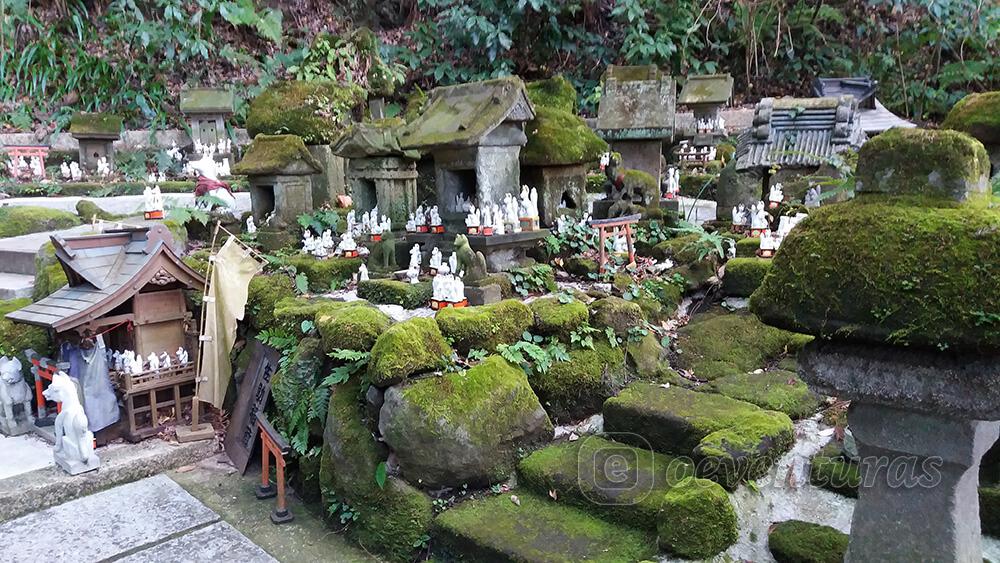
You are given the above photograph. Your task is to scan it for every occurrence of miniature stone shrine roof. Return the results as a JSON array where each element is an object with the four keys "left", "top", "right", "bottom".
[
  {"left": 69, "top": 112, "right": 123, "bottom": 139},
  {"left": 231, "top": 134, "right": 322, "bottom": 176},
  {"left": 678, "top": 74, "right": 734, "bottom": 106},
  {"left": 734, "top": 95, "right": 866, "bottom": 171},
  {"left": 813, "top": 77, "right": 915, "bottom": 135},
  {"left": 6, "top": 225, "right": 205, "bottom": 332},
  {"left": 180, "top": 87, "right": 236, "bottom": 115},
  {"left": 595, "top": 65, "right": 675, "bottom": 141},
  {"left": 332, "top": 119, "right": 421, "bottom": 160},
  {"left": 398, "top": 77, "right": 536, "bottom": 150}
]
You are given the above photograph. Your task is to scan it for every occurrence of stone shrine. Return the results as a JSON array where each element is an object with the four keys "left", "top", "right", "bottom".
[
  {"left": 180, "top": 87, "right": 236, "bottom": 149},
  {"left": 678, "top": 73, "right": 733, "bottom": 146},
  {"left": 69, "top": 112, "right": 122, "bottom": 172}
]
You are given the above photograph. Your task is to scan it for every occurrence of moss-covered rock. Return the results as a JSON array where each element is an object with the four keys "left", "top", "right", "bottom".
[
  {"left": 723, "top": 257, "right": 773, "bottom": 297},
  {"left": 367, "top": 317, "right": 451, "bottom": 386},
  {"left": 658, "top": 477, "right": 738, "bottom": 559},
  {"left": 525, "top": 75, "right": 577, "bottom": 113},
  {"left": 231, "top": 134, "right": 323, "bottom": 176},
  {"left": 518, "top": 436, "right": 696, "bottom": 531},
  {"left": 246, "top": 274, "right": 296, "bottom": 331},
  {"left": 675, "top": 311, "right": 811, "bottom": 381},
  {"left": 736, "top": 236, "right": 761, "bottom": 257},
  {"left": 69, "top": 112, "right": 122, "bottom": 136},
  {"left": 589, "top": 296, "right": 643, "bottom": 337},
  {"left": 604, "top": 383, "right": 795, "bottom": 489},
  {"left": 272, "top": 296, "right": 342, "bottom": 331},
  {"left": 402, "top": 87, "right": 428, "bottom": 123},
  {"left": 74, "top": 199, "right": 117, "bottom": 221},
  {"left": 706, "top": 370, "right": 822, "bottom": 419},
  {"left": 529, "top": 341, "right": 626, "bottom": 423},
  {"left": 522, "top": 106, "right": 607, "bottom": 167},
  {"left": 357, "top": 279, "right": 432, "bottom": 309},
  {"left": 673, "top": 257, "right": 719, "bottom": 292},
  {"left": 651, "top": 233, "right": 701, "bottom": 264},
  {"left": 942, "top": 91, "right": 1000, "bottom": 146},
  {"left": 982, "top": 486, "right": 1000, "bottom": 537},
  {"left": 246, "top": 80, "right": 365, "bottom": 145},
  {"left": 379, "top": 355, "right": 552, "bottom": 487},
  {"left": 182, "top": 249, "right": 211, "bottom": 277},
  {"left": 0, "top": 298, "right": 51, "bottom": 379},
  {"left": 0, "top": 206, "right": 80, "bottom": 238},
  {"left": 623, "top": 168, "right": 658, "bottom": 206},
  {"left": 855, "top": 128, "right": 990, "bottom": 201},
  {"left": 679, "top": 172, "right": 717, "bottom": 199},
  {"left": 432, "top": 491, "right": 657, "bottom": 562},
  {"left": 316, "top": 302, "right": 391, "bottom": 352},
  {"left": 468, "top": 272, "right": 514, "bottom": 299},
  {"left": 641, "top": 278, "right": 683, "bottom": 317},
  {"left": 284, "top": 254, "right": 362, "bottom": 293},
  {"left": 809, "top": 447, "right": 860, "bottom": 498},
  {"left": 32, "top": 242, "right": 68, "bottom": 301},
  {"left": 625, "top": 330, "right": 664, "bottom": 378},
  {"left": 564, "top": 255, "right": 598, "bottom": 277},
  {"left": 768, "top": 520, "right": 849, "bottom": 563},
  {"left": 435, "top": 299, "right": 532, "bottom": 354},
  {"left": 528, "top": 296, "right": 588, "bottom": 341}
]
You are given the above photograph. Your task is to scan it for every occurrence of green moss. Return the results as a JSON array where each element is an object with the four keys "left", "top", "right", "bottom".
[
  {"left": 271, "top": 296, "right": 350, "bottom": 331},
  {"left": 809, "top": 451, "right": 860, "bottom": 498},
  {"left": 658, "top": 477, "right": 738, "bottom": 559},
  {"left": 231, "top": 134, "right": 323, "bottom": 176},
  {"left": 74, "top": 199, "right": 118, "bottom": 221},
  {"left": 749, "top": 196, "right": 1000, "bottom": 352},
  {"left": 625, "top": 331, "right": 664, "bottom": 378},
  {"left": 246, "top": 80, "right": 365, "bottom": 145},
  {"left": 679, "top": 172, "right": 717, "bottom": 198},
  {"left": 623, "top": 168, "right": 658, "bottom": 206},
  {"left": 468, "top": 273, "right": 514, "bottom": 298},
  {"left": 402, "top": 87, "right": 428, "bottom": 123},
  {"left": 357, "top": 279, "right": 432, "bottom": 309},
  {"left": 652, "top": 233, "right": 702, "bottom": 264},
  {"left": 589, "top": 296, "right": 643, "bottom": 337},
  {"left": 706, "top": 370, "right": 822, "bottom": 419},
  {"left": 435, "top": 299, "right": 532, "bottom": 354},
  {"left": 768, "top": 520, "right": 849, "bottom": 563},
  {"left": 942, "top": 91, "right": 1000, "bottom": 145},
  {"left": 982, "top": 486, "right": 1000, "bottom": 537},
  {"left": 367, "top": 317, "right": 452, "bottom": 386},
  {"left": 432, "top": 491, "right": 657, "bottom": 562},
  {"left": 518, "top": 436, "right": 695, "bottom": 531},
  {"left": 246, "top": 274, "right": 296, "bottom": 331},
  {"left": 723, "top": 257, "right": 773, "bottom": 297},
  {"left": 736, "top": 237, "right": 760, "bottom": 257},
  {"left": 1, "top": 180, "right": 222, "bottom": 198},
  {"left": 509, "top": 264, "right": 557, "bottom": 294},
  {"left": 0, "top": 298, "right": 52, "bottom": 379},
  {"left": 522, "top": 106, "right": 607, "bottom": 167},
  {"left": 855, "top": 128, "right": 990, "bottom": 201},
  {"left": 525, "top": 75, "right": 577, "bottom": 113},
  {"left": 675, "top": 311, "right": 811, "bottom": 381},
  {"left": 641, "top": 278, "right": 683, "bottom": 316},
  {"left": 529, "top": 342, "right": 625, "bottom": 422},
  {"left": 283, "top": 254, "right": 361, "bottom": 293},
  {"left": 317, "top": 303, "right": 391, "bottom": 352},
  {"left": 0, "top": 206, "right": 80, "bottom": 238},
  {"left": 69, "top": 112, "right": 122, "bottom": 136},
  {"left": 182, "top": 249, "right": 211, "bottom": 277},
  {"left": 717, "top": 142, "right": 736, "bottom": 163},
  {"left": 529, "top": 296, "right": 588, "bottom": 341},
  {"left": 604, "top": 383, "right": 794, "bottom": 489},
  {"left": 31, "top": 242, "right": 66, "bottom": 301},
  {"left": 564, "top": 256, "right": 598, "bottom": 277}
]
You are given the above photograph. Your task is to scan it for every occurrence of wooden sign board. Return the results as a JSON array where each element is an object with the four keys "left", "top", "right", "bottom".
[{"left": 224, "top": 341, "right": 280, "bottom": 474}]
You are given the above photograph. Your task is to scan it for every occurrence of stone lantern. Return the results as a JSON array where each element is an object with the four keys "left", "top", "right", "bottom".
[
  {"left": 69, "top": 112, "right": 122, "bottom": 172},
  {"left": 180, "top": 87, "right": 235, "bottom": 150},
  {"left": 750, "top": 127, "right": 997, "bottom": 561}
]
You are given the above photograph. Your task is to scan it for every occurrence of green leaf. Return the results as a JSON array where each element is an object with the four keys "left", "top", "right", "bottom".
[
  {"left": 256, "top": 10, "right": 283, "bottom": 43},
  {"left": 300, "top": 320, "right": 315, "bottom": 334},
  {"left": 374, "top": 461, "right": 387, "bottom": 489},
  {"left": 295, "top": 273, "right": 309, "bottom": 294}
]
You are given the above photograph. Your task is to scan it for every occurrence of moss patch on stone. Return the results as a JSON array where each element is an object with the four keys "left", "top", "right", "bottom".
[
  {"left": 436, "top": 299, "right": 532, "bottom": 354},
  {"left": 768, "top": 519, "right": 849, "bottom": 563},
  {"left": 0, "top": 206, "right": 80, "bottom": 238},
  {"left": 749, "top": 196, "right": 1000, "bottom": 353},
  {"left": 706, "top": 370, "right": 822, "bottom": 419},
  {"left": 529, "top": 296, "right": 589, "bottom": 341},
  {"left": 564, "top": 256, "right": 598, "bottom": 277},
  {"left": 231, "top": 134, "right": 323, "bottom": 176},
  {"left": 32, "top": 242, "right": 68, "bottom": 301},
  {"left": 367, "top": 317, "right": 451, "bottom": 386},
  {"left": 624, "top": 168, "right": 658, "bottom": 205},
  {"left": 284, "top": 254, "right": 362, "bottom": 293},
  {"left": 625, "top": 331, "right": 664, "bottom": 378},
  {"left": 982, "top": 486, "right": 1000, "bottom": 537},
  {"left": 658, "top": 476, "right": 738, "bottom": 559},
  {"left": 432, "top": 491, "right": 657, "bottom": 562},
  {"left": 589, "top": 296, "right": 643, "bottom": 337},
  {"left": 246, "top": 274, "right": 296, "bottom": 331},
  {"left": 272, "top": 296, "right": 342, "bottom": 331},
  {"left": 518, "top": 436, "right": 695, "bottom": 531},
  {"left": 723, "top": 257, "right": 772, "bottom": 297},
  {"left": 357, "top": 279, "right": 432, "bottom": 309},
  {"left": 246, "top": 80, "right": 365, "bottom": 145},
  {"left": 942, "top": 91, "right": 1000, "bottom": 145},
  {"left": 75, "top": 199, "right": 118, "bottom": 221},
  {"left": 69, "top": 112, "right": 122, "bottom": 136},
  {"left": 522, "top": 106, "right": 607, "bottom": 167},
  {"left": 736, "top": 236, "right": 761, "bottom": 257},
  {"left": 317, "top": 302, "right": 391, "bottom": 352},
  {"left": 855, "top": 128, "right": 990, "bottom": 201},
  {"left": 468, "top": 272, "right": 514, "bottom": 299},
  {"left": 526, "top": 75, "right": 577, "bottom": 113},
  {"left": 0, "top": 298, "right": 52, "bottom": 378},
  {"left": 529, "top": 341, "right": 625, "bottom": 423},
  {"left": 652, "top": 233, "right": 702, "bottom": 264}
]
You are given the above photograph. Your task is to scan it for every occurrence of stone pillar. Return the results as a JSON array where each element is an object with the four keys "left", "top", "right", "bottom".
[{"left": 306, "top": 144, "right": 347, "bottom": 206}]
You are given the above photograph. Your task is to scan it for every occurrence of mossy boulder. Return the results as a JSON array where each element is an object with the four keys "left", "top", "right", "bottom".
[
  {"left": 272, "top": 296, "right": 342, "bottom": 332},
  {"left": 525, "top": 75, "right": 577, "bottom": 113},
  {"left": 0, "top": 206, "right": 80, "bottom": 238},
  {"left": 675, "top": 311, "right": 811, "bottom": 381},
  {"left": 768, "top": 520, "right": 849, "bottom": 563},
  {"left": 246, "top": 274, "right": 296, "bottom": 331},
  {"left": 706, "top": 370, "right": 822, "bottom": 419},
  {"left": 521, "top": 106, "right": 607, "bottom": 167},
  {"left": 231, "top": 134, "right": 323, "bottom": 176},
  {"left": 182, "top": 249, "right": 211, "bottom": 277},
  {"left": 736, "top": 236, "right": 761, "bottom": 257},
  {"left": 589, "top": 296, "right": 643, "bottom": 337},
  {"left": 564, "top": 255, "right": 598, "bottom": 277},
  {"left": 529, "top": 341, "right": 626, "bottom": 423},
  {"left": 942, "top": 91, "right": 1000, "bottom": 146},
  {"left": 855, "top": 128, "right": 990, "bottom": 201},
  {"left": 284, "top": 254, "right": 362, "bottom": 293},
  {"left": 316, "top": 302, "right": 392, "bottom": 352},
  {"left": 679, "top": 172, "right": 717, "bottom": 199},
  {"left": 604, "top": 383, "right": 795, "bottom": 489},
  {"left": 435, "top": 299, "right": 533, "bottom": 354},
  {"left": 468, "top": 272, "right": 514, "bottom": 299},
  {"left": 0, "top": 298, "right": 51, "bottom": 379},
  {"left": 982, "top": 486, "right": 1000, "bottom": 537},
  {"left": 246, "top": 80, "right": 365, "bottom": 145},
  {"left": 518, "top": 436, "right": 696, "bottom": 531},
  {"left": 367, "top": 317, "right": 451, "bottom": 386},
  {"left": 432, "top": 491, "right": 657, "bottom": 562},
  {"left": 528, "top": 296, "right": 588, "bottom": 341},
  {"left": 378, "top": 356, "right": 552, "bottom": 487},
  {"left": 75, "top": 199, "right": 117, "bottom": 221},
  {"left": 623, "top": 168, "right": 658, "bottom": 206},
  {"left": 625, "top": 331, "right": 664, "bottom": 378},
  {"left": 32, "top": 242, "right": 68, "bottom": 301},
  {"left": 723, "top": 257, "right": 773, "bottom": 297},
  {"left": 652, "top": 233, "right": 701, "bottom": 264},
  {"left": 658, "top": 477, "right": 738, "bottom": 559},
  {"left": 809, "top": 445, "right": 860, "bottom": 498},
  {"left": 357, "top": 279, "right": 432, "bottom": 309},
  {"left": 640, "top": 278, "right": 683, "bottom": 317}
]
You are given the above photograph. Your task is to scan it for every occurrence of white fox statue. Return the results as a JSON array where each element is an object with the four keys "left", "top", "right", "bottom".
[{"left": 43, "top": 372, "right": 99, "bottom": 475}]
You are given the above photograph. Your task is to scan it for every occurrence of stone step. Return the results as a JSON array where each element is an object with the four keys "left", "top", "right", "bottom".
[
  {"left": 0, "top": 248, "right": 38, "bottom": 276},
  {"left": 0, "top": 273, "right": 34, "bottom": 300},
  {"left": 432, "top": 491, "right": 657, "bottom": 563},
  {"left": 603, "top": 383, "right": 795, "bottom": 489}
]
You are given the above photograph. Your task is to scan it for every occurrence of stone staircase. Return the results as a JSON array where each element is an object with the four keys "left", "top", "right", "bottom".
[{"left": 0, "top": 223, "right": 100, "bottom": 301}]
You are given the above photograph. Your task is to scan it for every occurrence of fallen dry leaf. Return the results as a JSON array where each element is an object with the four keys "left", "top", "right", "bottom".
[{"left": 175, "top": 464, "right": 196, "bottom": 473}]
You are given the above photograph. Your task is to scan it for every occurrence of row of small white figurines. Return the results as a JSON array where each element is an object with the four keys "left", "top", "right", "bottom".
[
  {"left": 350, "top": 244, "right": 466, "bottom": 303},
  {"left": 110, "top": 347, "right": 190, "bottom": 376},
  {"left": 694, "top": 115, "right": 726, "bottom": 134},
  {"left": 676, "top": 142, "right": 719, "bottom": 162},
  {"left": 5, "top": 155, "right": 46, "bottom": 179},
  {"left": 459, "top": 186, "right": 541, "bottom": 233}
]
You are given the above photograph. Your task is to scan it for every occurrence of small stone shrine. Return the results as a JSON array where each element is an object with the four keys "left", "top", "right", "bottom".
[
  {"left": 233, "top": 134, "right": 322, "bottom": 251},
  {"left": 69, "top": 112, "right": 122, "bottom": 172},
  {"left": 678, "top": 73, "right": 733, "bottom": 146},
  {"left": 180, "top": 87, "right": 236, "bottom": 149},
  {"left": 399, "top": 76, "right": 536, "bottom": 229},
  {"left": 332, "top": 119, "right": 420, "bottom": 228},
  {"left": 813, "top": 77, "right": 914, "bottom": 136},
  {"left": 595, "top": 65, "right": 675, "bottom": 184},
  {"left": 750, "top": 127, "right": 996, "bottom": 561}
]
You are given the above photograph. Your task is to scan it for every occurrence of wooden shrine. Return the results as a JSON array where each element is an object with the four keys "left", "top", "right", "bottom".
[{"left": 6, "top": 225, "right": 205, "bottom": 441}]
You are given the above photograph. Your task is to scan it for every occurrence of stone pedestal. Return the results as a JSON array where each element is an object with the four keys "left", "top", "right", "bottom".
[
  {"left": 306, "top": 144, "right": 347, "bottom": 206},
  {"left": 54, "top": 450, "right": 100, "bottom": 476}
]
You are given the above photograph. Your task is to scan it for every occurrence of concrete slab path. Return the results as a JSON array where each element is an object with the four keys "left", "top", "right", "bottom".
[
  {"left": 0, "top": 433, "right": 53, "bottom": 480},
  {"left": 1, "top": 192, "right": 251, "bottom": 216}
]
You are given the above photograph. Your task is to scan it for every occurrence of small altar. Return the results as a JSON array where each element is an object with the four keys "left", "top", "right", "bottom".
[{"left": 405, "top": 229, "right": 548, "bottom": 271}]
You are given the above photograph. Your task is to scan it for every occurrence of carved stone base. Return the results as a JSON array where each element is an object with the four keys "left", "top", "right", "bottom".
[
  {"left": 465, "top": 284, "right": 501, "bottom": 306},
  {"left": 54, "top": 451, "right": 100, "bottom": 476},
  {"left": 0, "top": 416, "right": 34, "bottom": 437}
]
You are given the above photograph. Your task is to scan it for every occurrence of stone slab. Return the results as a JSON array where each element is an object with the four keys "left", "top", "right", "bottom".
[
  {"left": 0, "top": 192, "right": 251, "bottom": 216},
  {"left": 0, "top": 127, "right": 251, "bottom": 152},
  {"left": 0, "top": 433, "right": 53, "bottom": 480},
  {"left": 118, "top": 521, "right": 277, "bottom": 563},
  {"left": 0, "top": 474, "right": 217, "bottom": 562}
]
